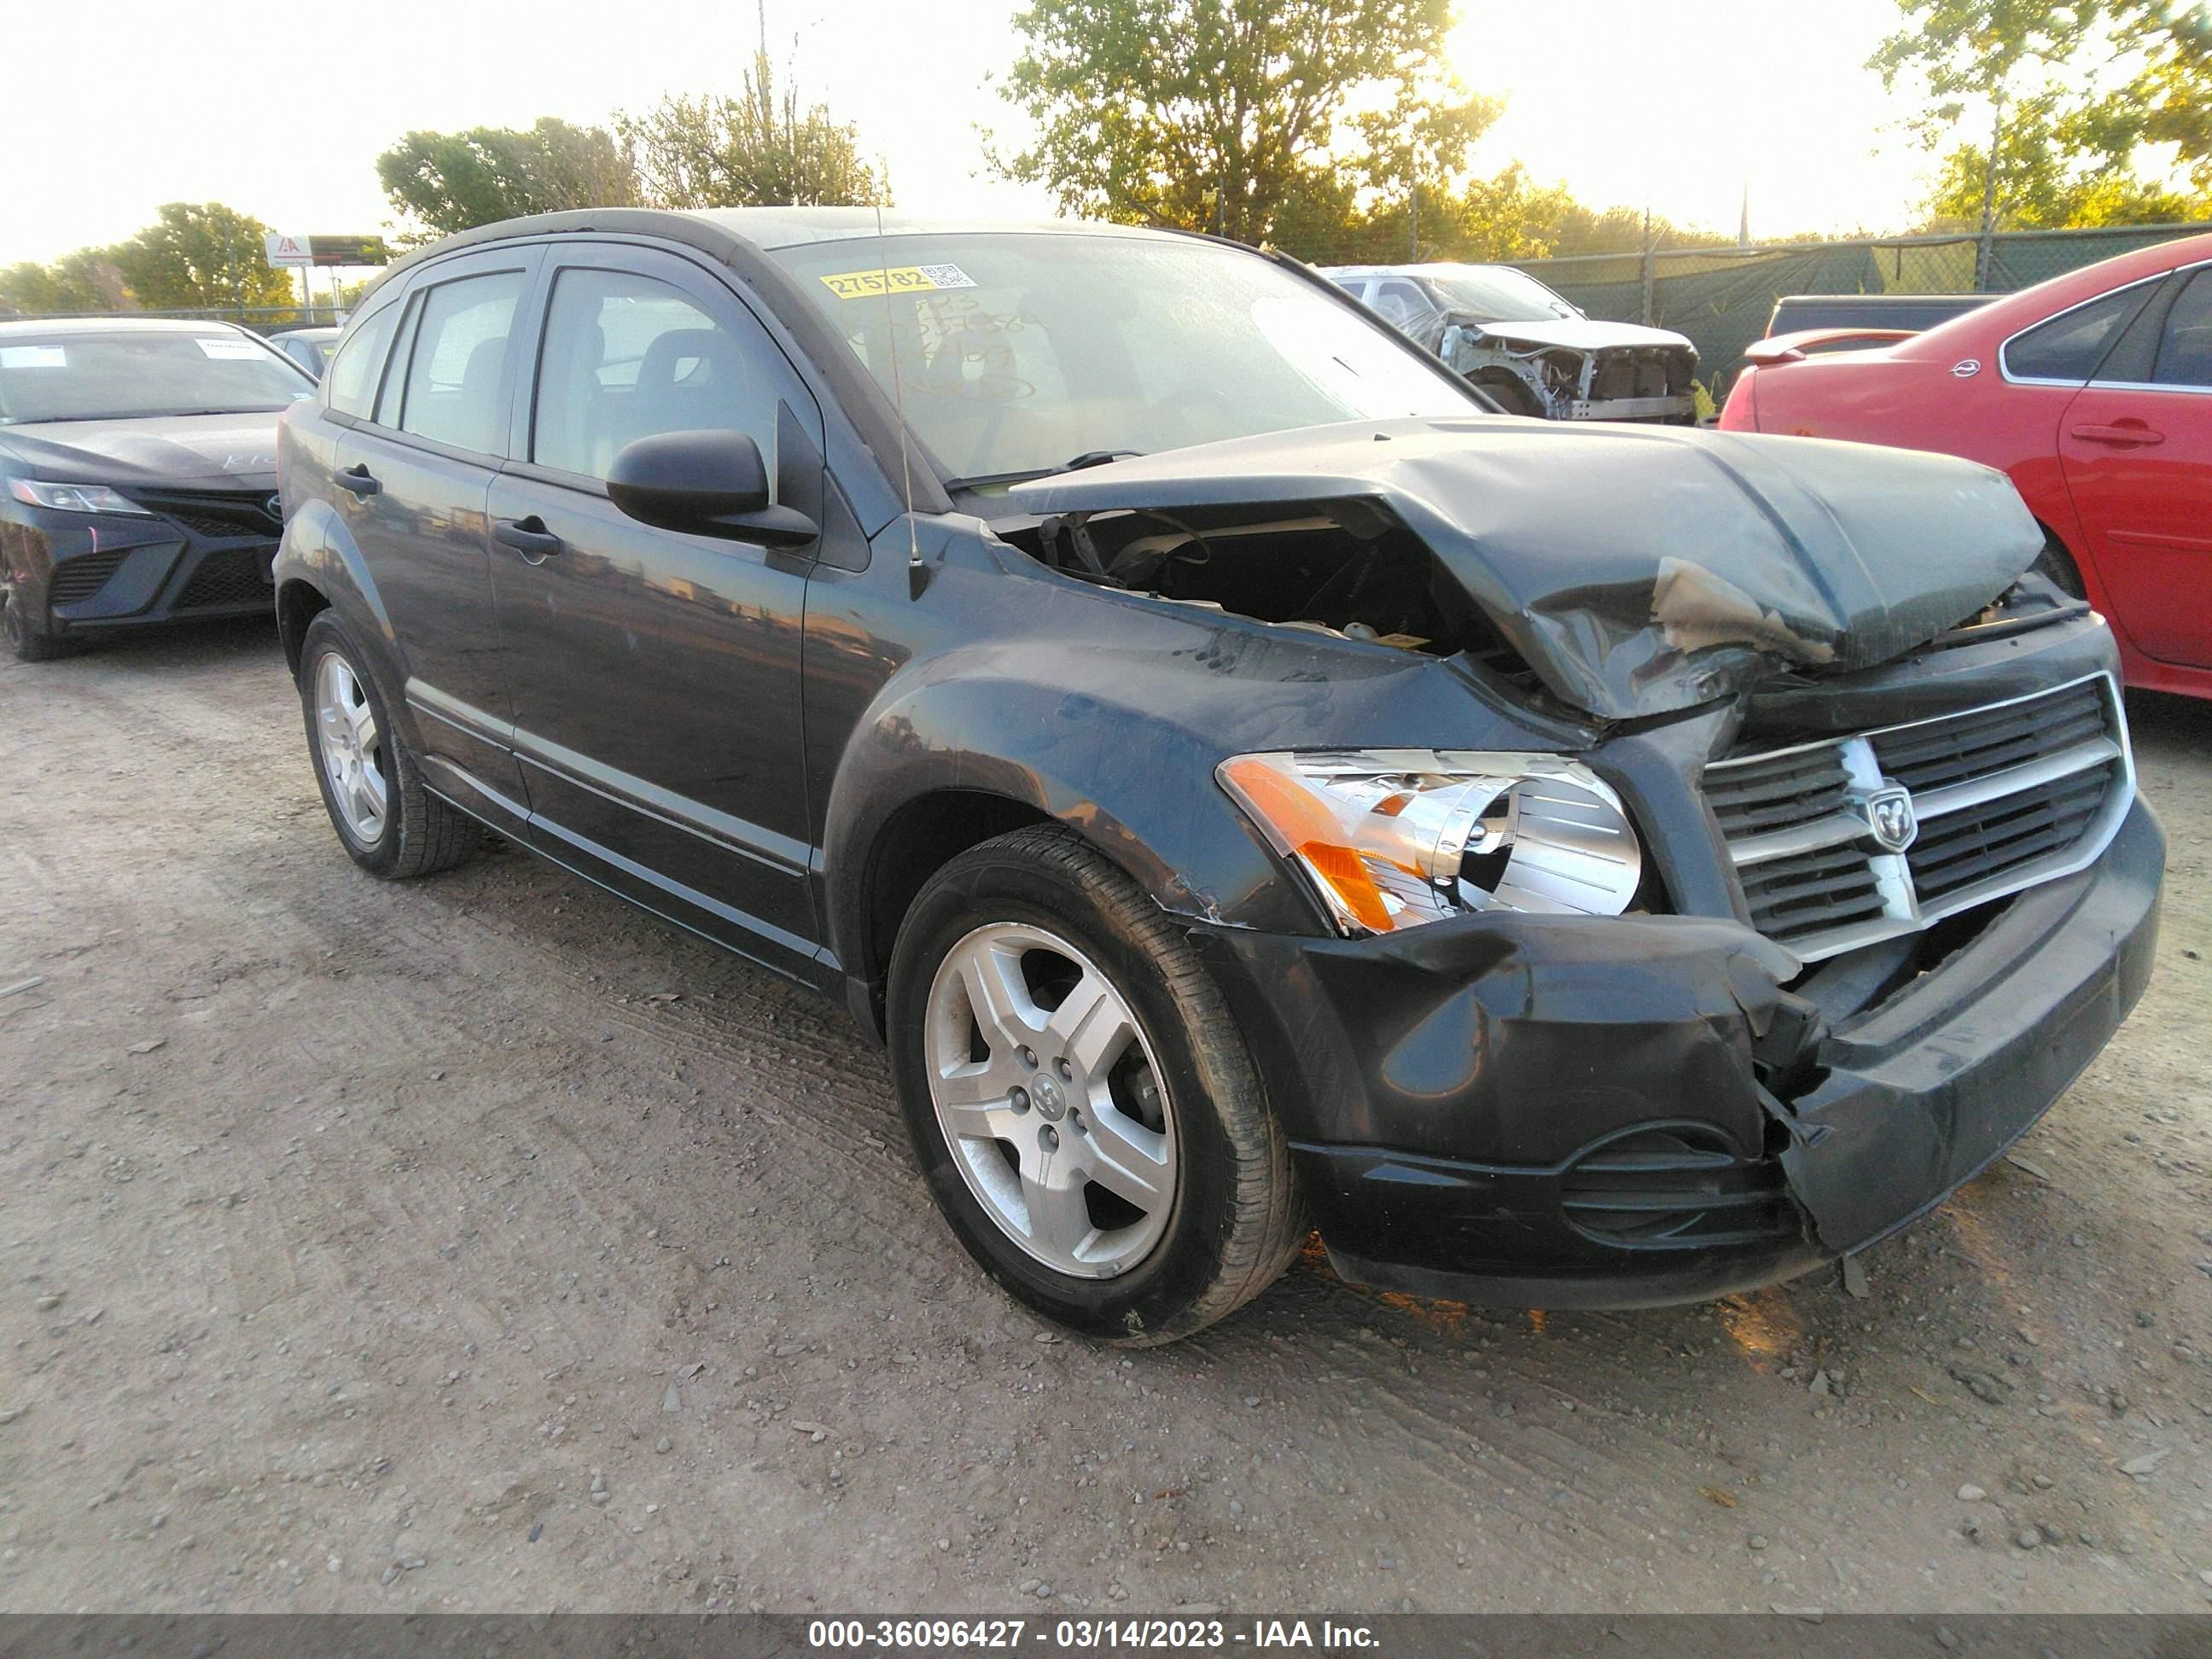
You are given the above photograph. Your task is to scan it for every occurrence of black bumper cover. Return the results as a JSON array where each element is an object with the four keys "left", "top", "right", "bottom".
[{"left": 1190, "top": 798, "right": 2163, "bottom": 1308}]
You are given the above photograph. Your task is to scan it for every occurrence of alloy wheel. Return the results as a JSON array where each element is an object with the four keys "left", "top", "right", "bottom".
[
  {"left": 923, "top": 923, "right": 1177, "bottom": 1278},
  {"left": 313, "top": 650, "right": 389, "bottom": 845}
]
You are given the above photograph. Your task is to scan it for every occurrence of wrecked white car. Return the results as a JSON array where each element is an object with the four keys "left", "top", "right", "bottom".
[{"left": 1327, "top": 262, "right": 1698, "bottom": 424}]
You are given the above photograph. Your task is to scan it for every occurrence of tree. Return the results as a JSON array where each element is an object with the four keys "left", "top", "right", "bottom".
[
  {"left": 0, "top": 248, "right": 131, "bottom": 315},
  {"left": 110, "top": 203, "right": 295, "bottom": 310},
  {"left": 619, "top": 52, "right": 890, "bottom": 207},
  {"left": 1921, "top": 95, "right": 2204, "bottom": 227},
  {"left": 376, "top": 119, "right": 641, "bottom": 236},
  {"left": 1873, "top": 1, "right": 2212, "bottom": 230},
  {"left": 992, "top": 0, "right": 1493, "bottom": 247}
]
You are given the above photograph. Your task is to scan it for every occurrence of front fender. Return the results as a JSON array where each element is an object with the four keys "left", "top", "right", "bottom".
[{"left": 819, "top": 648, "right": 1322, "bottom": 978}]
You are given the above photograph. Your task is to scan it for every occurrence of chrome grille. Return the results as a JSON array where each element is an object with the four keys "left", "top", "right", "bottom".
[{"left": 1705, "top": 674, "right": 2132, "bottom": 961}]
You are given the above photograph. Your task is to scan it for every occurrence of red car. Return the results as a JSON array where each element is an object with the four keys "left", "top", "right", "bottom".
[{"left": 1720, "top": 233, "right": 2212, "bottom": 698}]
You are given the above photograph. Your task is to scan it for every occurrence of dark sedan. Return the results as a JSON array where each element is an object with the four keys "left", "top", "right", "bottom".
[{"left": 0, "top": 317, "right": 317, "bottom": 661}]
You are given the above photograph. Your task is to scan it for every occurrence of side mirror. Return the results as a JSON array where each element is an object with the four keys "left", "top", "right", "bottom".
[{"left": 605, "top": 429, "right": 817, "bottom": 548}]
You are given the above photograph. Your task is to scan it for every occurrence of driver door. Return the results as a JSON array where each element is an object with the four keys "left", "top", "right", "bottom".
[{"left": 486, "top": 242, "right": 828, "bottom": 975}]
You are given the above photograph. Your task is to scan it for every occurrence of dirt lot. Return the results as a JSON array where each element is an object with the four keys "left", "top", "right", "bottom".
[{"left": 1, "top": 621, "right": 2209, "bottom": 1615}]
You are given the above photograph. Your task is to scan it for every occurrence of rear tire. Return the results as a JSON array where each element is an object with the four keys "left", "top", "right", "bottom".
[
  {"left": 299, "top": 610, "right": 479, "bottom": 880},
  {"left": 4, "top": 590, "right": 73, "bottom": 662},
  {"left": 888, "top": 825, "right": 1305, "bottom": 1345}
]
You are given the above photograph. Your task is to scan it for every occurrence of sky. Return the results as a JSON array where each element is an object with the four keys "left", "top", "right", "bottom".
[{"left": 3, "top": 0, "right": 1942, "bottom": 270}]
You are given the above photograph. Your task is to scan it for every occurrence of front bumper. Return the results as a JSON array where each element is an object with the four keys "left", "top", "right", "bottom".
[
  {"left": 3, "top": 505, "right": 277, "bottom": 639},
  {"left": 1190, "top": 798, "right": 2163, "bottom": 1308}
]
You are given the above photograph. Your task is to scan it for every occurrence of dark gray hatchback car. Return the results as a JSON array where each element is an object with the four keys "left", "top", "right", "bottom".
[{"left": 275, "top": 208, "right": 2162, "bottom": 1343}]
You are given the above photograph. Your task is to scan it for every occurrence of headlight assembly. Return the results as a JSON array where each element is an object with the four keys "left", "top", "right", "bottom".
[
  {"left": 7, "top": 479, "right": 152, "bottom": 515},
  {"left": 1218, "top": 749, "right": 1644, "bottom": 934}
]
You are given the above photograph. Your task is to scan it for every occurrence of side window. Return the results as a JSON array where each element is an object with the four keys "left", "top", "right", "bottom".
[
  {"left": 324, "top": 304, "right": 399, "bottom": 417},
  {"left": 2003, "top": 284, "right": 2148, "bottom": 384},
  {"left": 532, "top": 266, "right": 771, "bottom": 480},
  {"left": 1371, "top": 281, "right": 1435, "bottom": 333},
  {"left": 2151, "top": 270, "right": 2212, "bottom": 389},
  {"left": 397, "top": 269, "right": 527, "bottom": 454}
]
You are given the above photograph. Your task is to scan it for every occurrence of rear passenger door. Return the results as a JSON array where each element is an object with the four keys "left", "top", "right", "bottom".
[
  {"left": 486, "top": 242, "right": 826, "bottom": 974},
  {"left": 334, "top": 248, "right": 542, "bottom": 816}
]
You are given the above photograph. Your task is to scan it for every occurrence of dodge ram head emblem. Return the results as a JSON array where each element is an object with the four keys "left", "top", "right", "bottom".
[{"left": 1865, "top": 786, "right": 1918, "bottom": 853}]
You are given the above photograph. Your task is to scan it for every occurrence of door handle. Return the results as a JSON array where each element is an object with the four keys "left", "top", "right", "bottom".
[
  {"left": 2069, "top": 423, "right": 2164, "bottom": 447},
  {"left": 336, "top": 463, "right": 381, "bottom": 497},
  {"left": 493, "top": 515, "right": 563, "bottom": 559}
]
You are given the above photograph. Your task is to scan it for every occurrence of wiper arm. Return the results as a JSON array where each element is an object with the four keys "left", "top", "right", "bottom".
[{"left": 945, "top": 449, "right": 1145, "bottom": 492}]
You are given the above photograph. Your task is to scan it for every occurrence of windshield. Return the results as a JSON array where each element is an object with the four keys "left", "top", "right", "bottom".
[
  {"left": 769, "top": 231, "right": 1481, "bottom": 486},
  {"left": 1425, "top": 267, "right": 1583, "bottom": 323},
  {"left": 0, "top": 331, "right": 315, "bottom": 425}
]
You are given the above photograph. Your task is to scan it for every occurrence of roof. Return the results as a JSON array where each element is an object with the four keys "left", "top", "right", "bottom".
[
  {"left": 674, "top": 207, "right": 1181, "bottom": 250},
  {"left": 352, "top": 205, "right": 1217, "bottom": 310},
  {"left": 0, "top": 315, "right": 252, "bottom": 337}
]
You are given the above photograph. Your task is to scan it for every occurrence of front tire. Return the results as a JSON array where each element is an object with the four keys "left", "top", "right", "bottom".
[
  {"left": 888, "top": 825, "right": 1304, "bottom": 1344},
  {"left": 299, "top": 610, "right": 478, "bottom": 880},
  {"left": 4, "top": 590, "right": 73, "bottom": 662}
]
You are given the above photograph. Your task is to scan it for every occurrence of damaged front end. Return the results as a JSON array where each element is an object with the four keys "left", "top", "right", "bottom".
[
  {"left": 1439, "top": 319, "right": 1698, "bottom": 425},
  {"left": 1004, "top": 416, "right": 2161, "bottom": 1306},
  {"left": 1008, "top": 416, "right": 2044, "bottom": 721},
  {"left": 1179, "top": 608, "right": 2161, "bottom": 1307}
]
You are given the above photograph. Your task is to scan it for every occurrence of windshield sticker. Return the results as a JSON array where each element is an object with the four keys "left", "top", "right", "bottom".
[
  {"left": 0, "top": 346, "right": 67, "bottom": 369},
  {"left": 819, "top": 263, "right": 979, "bottom": 300},
  {"left": 195, "top": 337, "right": 266, "bottom": 360}
]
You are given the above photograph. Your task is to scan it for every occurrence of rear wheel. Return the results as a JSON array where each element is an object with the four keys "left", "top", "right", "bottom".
[
  {"left": 299, "top": 610, "right": 479, "bottom": 880},
  {"left": 4, "top": 590, "right": 72, "bottom": 662},
  {"left": 888, "top": 825, "right": 1304, "bottom": 1344}
]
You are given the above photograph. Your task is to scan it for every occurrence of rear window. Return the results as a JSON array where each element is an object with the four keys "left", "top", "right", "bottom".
[{"left": 0, "top": 332, "right": 314, "bottom": 424}]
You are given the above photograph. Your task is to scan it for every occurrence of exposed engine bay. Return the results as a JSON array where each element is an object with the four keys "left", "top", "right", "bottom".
[
  {"left": 1012, "top": 500, "right": 1525, "bottom": 670},
  {"left": 1004, "top": 417, "right": 2046, "bottom": 720}
]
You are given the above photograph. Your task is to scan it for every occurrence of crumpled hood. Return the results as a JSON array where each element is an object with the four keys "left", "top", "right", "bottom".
[
  {"left": 1010, "top": 416, "right": 2041, "bottom": 719},
  {"left": 0, "top": 412, "right": 285, "bottom": 491},
  {"left": 1457, "top": 317, "right": 1695, "bottom": 355}
]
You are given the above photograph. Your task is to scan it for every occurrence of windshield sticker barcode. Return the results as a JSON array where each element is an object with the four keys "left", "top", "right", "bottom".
[{"left": 819, "top": 263, "right": 979, "bottom": 300}]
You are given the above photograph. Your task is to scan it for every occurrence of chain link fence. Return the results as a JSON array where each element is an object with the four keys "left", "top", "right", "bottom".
[{"left": 1502, "top": 222, "right": 2212, "bottom": 393}]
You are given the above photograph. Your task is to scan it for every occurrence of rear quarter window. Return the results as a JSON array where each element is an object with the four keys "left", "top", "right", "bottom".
[
  {"left": 325, "top": 305, "right": 399, "bottom": 418},
  {"left": 2002, "top": 282, "right": 2155, "bottom": 384}
]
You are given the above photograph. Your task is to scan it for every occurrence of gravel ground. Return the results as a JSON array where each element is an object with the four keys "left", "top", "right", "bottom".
[{"left": 1, "top": 620, "right": 2209, "bottom": 1615}]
